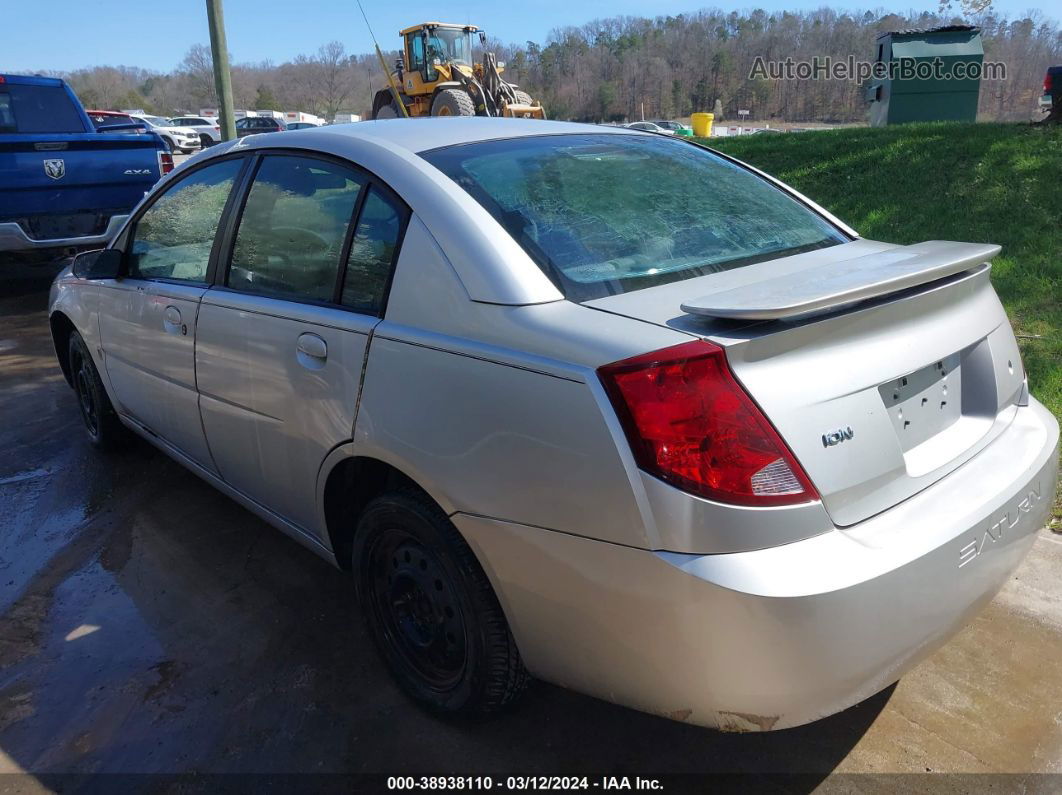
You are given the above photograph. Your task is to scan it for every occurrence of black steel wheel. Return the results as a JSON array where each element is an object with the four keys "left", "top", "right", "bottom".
[
  {"left": 353, "top": 490, "right": 528, "bottom": 714},
  {"left": 67, "top": 331, "right": 126, "bottom": 450}
]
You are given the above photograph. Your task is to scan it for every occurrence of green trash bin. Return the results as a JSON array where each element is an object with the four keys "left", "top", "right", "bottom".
[{"left": 867, "top": 25, "right": 984, "bottom": 126}]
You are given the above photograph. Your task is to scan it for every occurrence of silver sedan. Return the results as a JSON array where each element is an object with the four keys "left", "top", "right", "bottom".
[{"left": 49, "top": 119, "right": 1059, "bottom": 730}]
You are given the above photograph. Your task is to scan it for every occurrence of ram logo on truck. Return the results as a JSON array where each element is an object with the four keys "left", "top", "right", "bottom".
[{"left": 43, "top": 159, "right": 66, "bottom": 180}]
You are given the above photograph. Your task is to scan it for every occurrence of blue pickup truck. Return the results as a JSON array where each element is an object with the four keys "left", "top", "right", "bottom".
[{"left": 0, "top": 73, "right": 172, "bottom": 261}]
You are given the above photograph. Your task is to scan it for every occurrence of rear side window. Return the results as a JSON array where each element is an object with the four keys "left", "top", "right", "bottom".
[
  {"left": 228, "top": 155, "right": 365, "bottom": 303},
  {"left": 0, "top": 84, "right": 85, "bottom": 134},
  {"left": 129, "top": 158, "right": 243, "bottom": 282},
  {"left": 340, "top": 187, "right": 404, "bottom": 313},
  {"left": 422, "top": 134, "right": 848, "bottom": 301}
]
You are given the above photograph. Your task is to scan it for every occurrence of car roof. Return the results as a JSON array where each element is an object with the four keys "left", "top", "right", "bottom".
[
  {"left": 0, "top": 73, "right": 65, "bottom": 87},
  {"left": 315, "top": 118, "right": 634, "bottom": 154}
]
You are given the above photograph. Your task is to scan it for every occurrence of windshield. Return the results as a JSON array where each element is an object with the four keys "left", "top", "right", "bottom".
[
  {"left": 422, "top": 134, "right": 847, "bottom": 301},
  {"left": 426, "top": 27, "right": 472, "bottom": 65},
  {"left": 142, "top": 116, "right": 169, "bottom": 127}
]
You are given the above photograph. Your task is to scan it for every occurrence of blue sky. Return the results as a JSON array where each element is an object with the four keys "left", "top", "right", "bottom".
[{"left": 7, "top": 0, "right": 1056, "bottom": 73}]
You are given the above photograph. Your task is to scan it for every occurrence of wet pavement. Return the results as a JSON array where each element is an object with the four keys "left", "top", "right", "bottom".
[{"left": 2, "top": 270, "right": 1062, "bottom": 783}]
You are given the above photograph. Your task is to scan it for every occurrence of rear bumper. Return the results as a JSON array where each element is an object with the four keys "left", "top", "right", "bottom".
[
  {"left": 457, "top": 398, "right": 1059, "bottom": 730},
  {"left": 0, "top": 215, "right": 128, "bottom": 252}
]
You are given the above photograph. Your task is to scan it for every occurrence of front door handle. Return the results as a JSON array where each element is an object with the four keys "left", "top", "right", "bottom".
[
  {"left": 162, "top": 305, "right": 185, "bottom": 335},
  {"left": 296, "top": 333, "right": 327, "bottom": 369}
]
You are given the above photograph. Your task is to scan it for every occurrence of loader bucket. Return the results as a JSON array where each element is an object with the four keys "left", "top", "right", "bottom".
[{"left": 501, "top": 103, "right": 547, "bottom": 119}]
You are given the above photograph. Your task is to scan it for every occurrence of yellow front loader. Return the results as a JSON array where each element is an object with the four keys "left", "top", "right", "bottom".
[{"left": 371, "top": 22, "right": 546, "bottom": 120}]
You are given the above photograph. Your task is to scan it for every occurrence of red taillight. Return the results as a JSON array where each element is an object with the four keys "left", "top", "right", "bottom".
[
  {"left": 158, "top": 151, "right": 174, "bottom": 175},
  {"left": 1045, "top": 73, "right": 1054, "bottom": 93},
  {"left": 598, "top": 340, "right": 817, "bottom": 507}
]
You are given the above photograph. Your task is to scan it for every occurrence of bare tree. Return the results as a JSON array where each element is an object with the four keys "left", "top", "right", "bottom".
[{"left": 318, "top": 41, "right": 354, "bottom": 121}]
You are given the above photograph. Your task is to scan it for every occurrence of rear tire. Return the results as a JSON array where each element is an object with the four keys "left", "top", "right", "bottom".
[
  {"left": 511, "top": 89, "right": 533, "bottom": 106},
  {"left": 431, "top": 89, "right": 475, "bottom": 117},
  {"left": 68, "top": 331, "right": 126, "bottom": 450},
  {"left": 353, "top": 490, "right": 528, "bottom": 714},
  {"left": 374, "top": 102, "right": 401, "bottom": 119}
]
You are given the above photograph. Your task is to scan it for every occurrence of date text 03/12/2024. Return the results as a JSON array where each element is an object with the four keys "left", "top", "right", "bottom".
[{"left": 387, "top": 777, "right": 664, "bottom": 790}]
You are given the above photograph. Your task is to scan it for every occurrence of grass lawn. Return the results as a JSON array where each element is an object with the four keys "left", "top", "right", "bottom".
[{"left": 701, "top": 122, "right": 1061, "bottom": 519}]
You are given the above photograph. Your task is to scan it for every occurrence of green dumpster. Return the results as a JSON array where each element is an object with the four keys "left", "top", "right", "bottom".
[{"left": 867, "top": 25, "right": 983, "bottom": 126}]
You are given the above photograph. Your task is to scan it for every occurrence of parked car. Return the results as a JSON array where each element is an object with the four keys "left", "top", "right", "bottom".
[
  {"left": 624, "top": 121, "right": 672, "bottom": 133},
  {"left": 235, "top": 115, "right": 287, "bottom": 136},
  {"left": 648, "top": 119, "right": 694, "bottom": 136},
  {"left": 285, "top": 121, "right": 321, "bottom": 130},
  {"left": 85, "top": 109, "right": 141, "bottom": 133},
  {"left": 169, "top": 115, "right": 223, "bottom": 146},
  {"left": 130, "top": 115, "right": 201, "bottom": 154},
  {"left": 1041, "top": 65, "right": 1061, "bottom": 120},
  {"left": 0, "top": 73, "right": 172, "bottom": 259},
  {"left": 48, "top": 119, "right": 1059, "bottom": 730}
]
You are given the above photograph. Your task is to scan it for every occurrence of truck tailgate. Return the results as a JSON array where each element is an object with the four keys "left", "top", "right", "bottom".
[{"left": 0, "top": 133, "right": 159, "bottom": 226}]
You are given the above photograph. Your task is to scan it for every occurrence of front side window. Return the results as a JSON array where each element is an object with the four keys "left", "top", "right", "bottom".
[
  {"left": 408, "top": 34, "right": 427, "bottom": 73},
  {"left": 128, "top": 158, "right": 243, "bottom": 281},
  {"left": 422, "top": 134, "right": 848, "bottom": 301},
  {"left": 235, "top": 118, "right": 252, "bottom": 129},
  {"left": 340, "top": 187, "right": 405, "bottom": 314},
  {"left": 228, "top": 155, "right": 365, "bottom": 303}
]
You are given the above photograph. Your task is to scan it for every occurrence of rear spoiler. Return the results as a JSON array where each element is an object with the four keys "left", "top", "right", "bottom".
[{"left": 680, "top": 240, "right": 1001, "bottom": 321}]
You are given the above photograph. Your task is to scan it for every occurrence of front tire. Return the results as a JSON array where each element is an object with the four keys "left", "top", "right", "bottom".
[
  {"left": 68, "top": 331, "right": 126, "bottom": 450},
  {"left": 353, "top": 490, "right": 528, "bottom": 714},
  {"left": 161, "top": 135, "right": 175, "bottom": 152},
  {"left": 431, "top": 89, "right": 475, "bottom": 117}
]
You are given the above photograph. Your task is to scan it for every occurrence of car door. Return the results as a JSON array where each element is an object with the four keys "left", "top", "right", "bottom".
[
  {"left": 195, "top": 151, "right": 409, "bottom": 535},
  {"left": 97, "top": 155, "right": 247, "bottom": 471}
]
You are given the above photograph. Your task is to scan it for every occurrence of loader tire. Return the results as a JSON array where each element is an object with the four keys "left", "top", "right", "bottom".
[
  {"left": 431, "top": 89, "right": 475, "bottom": 117},
  {"left": 512, "top": 90, "right": 533, "bottom": 105},
  {"left": 374, "top": 101, "right": 401, "bottom": 119}
]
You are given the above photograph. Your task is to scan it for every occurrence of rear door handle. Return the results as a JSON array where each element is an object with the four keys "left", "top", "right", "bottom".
[
  {"left": 296, "top": 333, "right": 327, "bottom": 369},
  {"left": 163, "top": 305, "right": 185, "bottom": 335}
]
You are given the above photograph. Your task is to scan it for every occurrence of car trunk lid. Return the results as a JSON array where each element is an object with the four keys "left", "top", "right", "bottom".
[{"left": 585, "top": 239, "right": 1026, "bottom": 526}]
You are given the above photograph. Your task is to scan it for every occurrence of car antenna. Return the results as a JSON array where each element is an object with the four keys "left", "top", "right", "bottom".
[{"left": 355, "top": 0, "right": 410, "bottom": 118}]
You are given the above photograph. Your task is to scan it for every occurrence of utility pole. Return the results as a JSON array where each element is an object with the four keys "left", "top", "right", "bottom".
[{"left": 205, "top": 0, "right": 236, "bottom": 141}]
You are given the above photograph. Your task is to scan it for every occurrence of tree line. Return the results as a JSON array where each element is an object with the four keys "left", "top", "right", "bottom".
[{"left": 58, "top": 7, "right": 1061, "bottom": 123}]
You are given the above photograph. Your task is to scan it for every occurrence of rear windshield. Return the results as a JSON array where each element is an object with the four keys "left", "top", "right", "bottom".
[
  {"left": 0, "top": 83, "right": 86, "bottom": 134},
  {"left": 422, "top": 133, "right": 847, "bottom": 301}
]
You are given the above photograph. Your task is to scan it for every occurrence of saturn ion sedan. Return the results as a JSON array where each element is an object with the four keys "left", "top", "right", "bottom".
[{"left": 49, "top": 119, "right": 1058, "bottom": 731}]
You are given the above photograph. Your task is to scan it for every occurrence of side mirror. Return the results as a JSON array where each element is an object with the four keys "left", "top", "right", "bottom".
[{"left": 72, "top": 248, "right": 123, "bottom": 280}]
